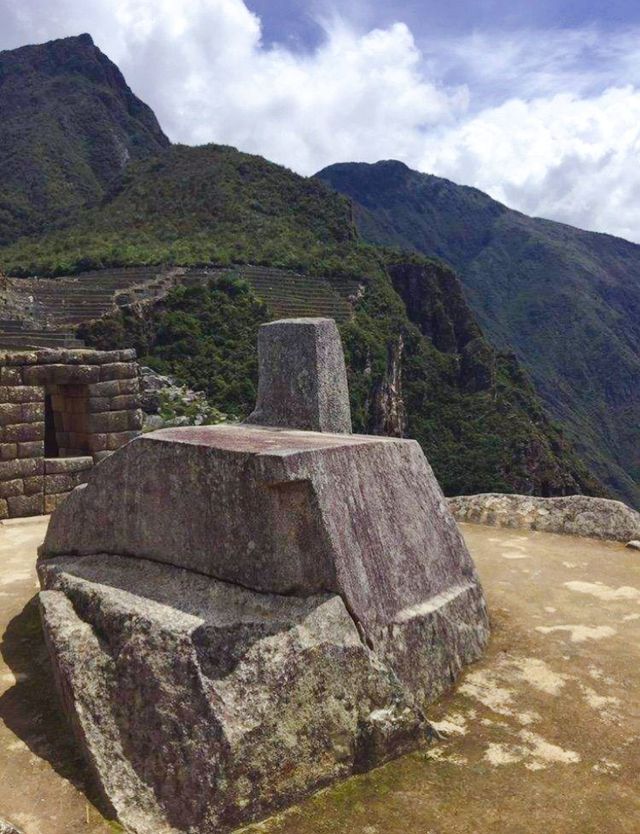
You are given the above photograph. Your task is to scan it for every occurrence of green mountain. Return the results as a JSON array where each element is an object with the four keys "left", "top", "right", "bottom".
[
  {"left": 0, "top": 36, "right": 605, "bottom": 499},
  {"left": 0, "top": 33, "right": 169, "bottom": 245},
  {"left": 317, "top": 161, "right": 640, "bottom": 508}
]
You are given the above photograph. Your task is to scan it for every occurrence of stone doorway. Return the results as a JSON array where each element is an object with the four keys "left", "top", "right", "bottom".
[{"left": 44, "top": 383, "right": 91, "bottom": 457}]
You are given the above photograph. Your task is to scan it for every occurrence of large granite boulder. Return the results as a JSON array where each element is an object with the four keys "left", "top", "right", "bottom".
[
  {"left": 38, "top": 318, "right": 489, "bottom": 833},
  {"left": 40, "top": 554, "right": 427, "bottom": 834}
]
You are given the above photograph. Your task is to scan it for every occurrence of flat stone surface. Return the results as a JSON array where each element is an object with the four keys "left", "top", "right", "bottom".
[
  {"left": 2, "top": 519, "right": 640, "bottom": 834},
  {"left": 246, "top": 318, "right": 352, "bottom": 433}
]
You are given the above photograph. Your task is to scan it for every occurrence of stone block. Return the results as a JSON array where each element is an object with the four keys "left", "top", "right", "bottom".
[
  {"left": 20, "top": 402, "right": 45, "bottom": 423},
  {"left": 87, "top": 397, "right": 109, "bottom": 413},
  {"left": 5, "top": 386, "right": 44, "bottom": 404},
  {"left": 87, "top": 434, "right": 108, "bottom": 453},
  {"left": 0, "top": 366, "right": 22, "bottom": 385},
  {"left": 24, "top": 476, "right": 44, "bottom": 496},
  {"left": 8, "top": 493, "right": 44, "bottom": 517},
  {"left": 2, "top": 351, "right": 37, "bottom": 366},
  {"left": 0, "top": 444, "right": 17, "bottom": 462},
  {"left": 2, "top": 422, "right": 45, "bottom": 443},
  {"left": 0, "top": 403, "right": 23, "bottom": 426},
  {"left": 44, "top": 493, "right": 69, "bottom": 514},
  {"left": 87, "top": 409, "right": 140, "bottom": 434},
  {"left": 247, "top": 318, "right": 352, "bottom": 433},
  {"left": 0, "top": 479, "right": 24, "bottom": 499},
  {"left": 107, "top": 429, "right": 141, "bottom": 450},
  {"left": 111, "top": 394, "right": 140, "bottom": 411},
  {"left": 44, "top": 470, "right": 88, "bottom": 495},
  {"left": 99, "top": 362, "right": 138, "bottom": 381},
  {"left": 45, "top": 456, "right": 93, "bottom": 475},
  {"left": 18, "top": 441, "right": 44, "bottom": 459},
  {"left": 88, "top": 378, "right": 139, "bottom": 398},
  {"left": 0, "top": 499, "right": 7, "bottom": 520},
  {"left": 22, "top": 364, "right": 100, "bottom": 386},
  {"left": 42, "top": 425, "right": 489, "bottom": 687},
  {"left": 0, "top": 458, "right": 43, "bottom": 482}
]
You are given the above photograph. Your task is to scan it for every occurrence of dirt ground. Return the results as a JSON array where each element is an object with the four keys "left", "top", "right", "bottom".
[{"left": 1, "top": 517, "right": 638, "bottom": 834}]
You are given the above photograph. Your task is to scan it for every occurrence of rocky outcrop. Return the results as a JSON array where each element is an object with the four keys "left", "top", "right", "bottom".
[
  {"left": 139, "top": 366, "right": 225, "bottom": 430},
  {"left": 387, "top": 259, "right": 495, "bottom": 394},
  {"left": 449, "top": 493, "right": 640, "bottom": 543},
  {"left": 370, "top": 335, "right": 406, "bottom": 437},
  {"left": 40, "top": 554, "right": 428, "bottom": 834}
]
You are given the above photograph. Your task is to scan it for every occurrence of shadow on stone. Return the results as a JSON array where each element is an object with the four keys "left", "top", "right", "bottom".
[{"left": 0, "top": 595, "right": 116, "bottom": 822}]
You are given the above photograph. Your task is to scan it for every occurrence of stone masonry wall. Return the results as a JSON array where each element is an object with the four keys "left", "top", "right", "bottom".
[
  {"left": 448, "top": 493, "right": 640, "bottom": 543},
  {"left": 0, "top": 348, "right": 142, "bottom": 519}
]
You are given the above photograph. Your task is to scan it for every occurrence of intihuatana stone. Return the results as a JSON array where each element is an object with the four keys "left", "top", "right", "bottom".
[
  {"left": 246, "top": 318, "right": 352, "bottom": 433},
  {"left": 38, "top": 317, "right": 489, "bottom": 834}
]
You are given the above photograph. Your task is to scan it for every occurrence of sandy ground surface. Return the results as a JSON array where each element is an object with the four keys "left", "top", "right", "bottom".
[{"left": 0, "top": 518, "right": 638, "bottom": 834}]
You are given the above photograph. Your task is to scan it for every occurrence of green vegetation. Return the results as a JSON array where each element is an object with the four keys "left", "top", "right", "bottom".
[
  {"left": 0, "top": 34, "right": 609, "bottom": 498},
  {"left": 318, "top": 160, "right": 640, "bottom": 507},
  {"left": 81, "top": 277, "right": 270, "bottom": 419},
  {"left": 0, "top": 144, "right": 378, "bottom": 280},
  {"left": 82, "top": 267, "right": 603, "bottom": 497},
  {"left": 0, "top": 33, "right": 169, "bottom": 245}
]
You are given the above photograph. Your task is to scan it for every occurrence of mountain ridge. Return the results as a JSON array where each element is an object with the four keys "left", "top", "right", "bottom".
[
  {"left": 0, "top": 34, "right": 610, "bottom": 501},
  {"left": 317, "top": 160, "right": 640, "bottom": 508}
]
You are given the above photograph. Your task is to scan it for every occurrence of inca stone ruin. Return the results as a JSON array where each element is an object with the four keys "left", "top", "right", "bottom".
[
  {"left": 36, "top": 318, "right": 490, "bottom": 834},
  {"left": 0, "top": 348, "right": 142, "bottom": 519}
]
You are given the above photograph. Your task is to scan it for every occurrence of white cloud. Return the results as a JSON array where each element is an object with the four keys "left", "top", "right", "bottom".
[
  {"left": 420, "top": 87, "right": 640, "bottom": 241},
  {"left": 2, "top": 0, "right": 640, "bottom": 241}
]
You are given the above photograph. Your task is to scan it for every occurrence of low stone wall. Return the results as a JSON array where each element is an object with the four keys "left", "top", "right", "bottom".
[
  {"left": 1, "top": 348, "right": 142, "bottom": 519},
  {"left": 448, "top": 493, "right": 640, "bottom": 543}
]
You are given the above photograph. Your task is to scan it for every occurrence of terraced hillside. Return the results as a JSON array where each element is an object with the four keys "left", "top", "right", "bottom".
[
  {"left": 190, "top": 267, "right": 360, "bottom": 324},
  {"left": 0, "top": 267, "right": 176, "bottom": 348},
  {"left": 0, "top": 265, "right": 360, "bottom": 348}
]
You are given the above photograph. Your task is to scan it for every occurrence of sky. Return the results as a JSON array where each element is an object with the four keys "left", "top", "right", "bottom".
[{"left": 2, "top": 0, "right": 640, "bottom": 242}]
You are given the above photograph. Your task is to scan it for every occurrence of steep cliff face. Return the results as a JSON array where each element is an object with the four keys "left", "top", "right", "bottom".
[
  {"left": 0, "top": 34, "right": 170, "bottom": 244},
  {"left": 366, "top": 334, "right": 407, "bottom": 437},
  {"left": 379, "top": 257, "right": 604, "bottom": 498},
  {"left": 388, "top": 259, "right": 494, "bottom": 394}
]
